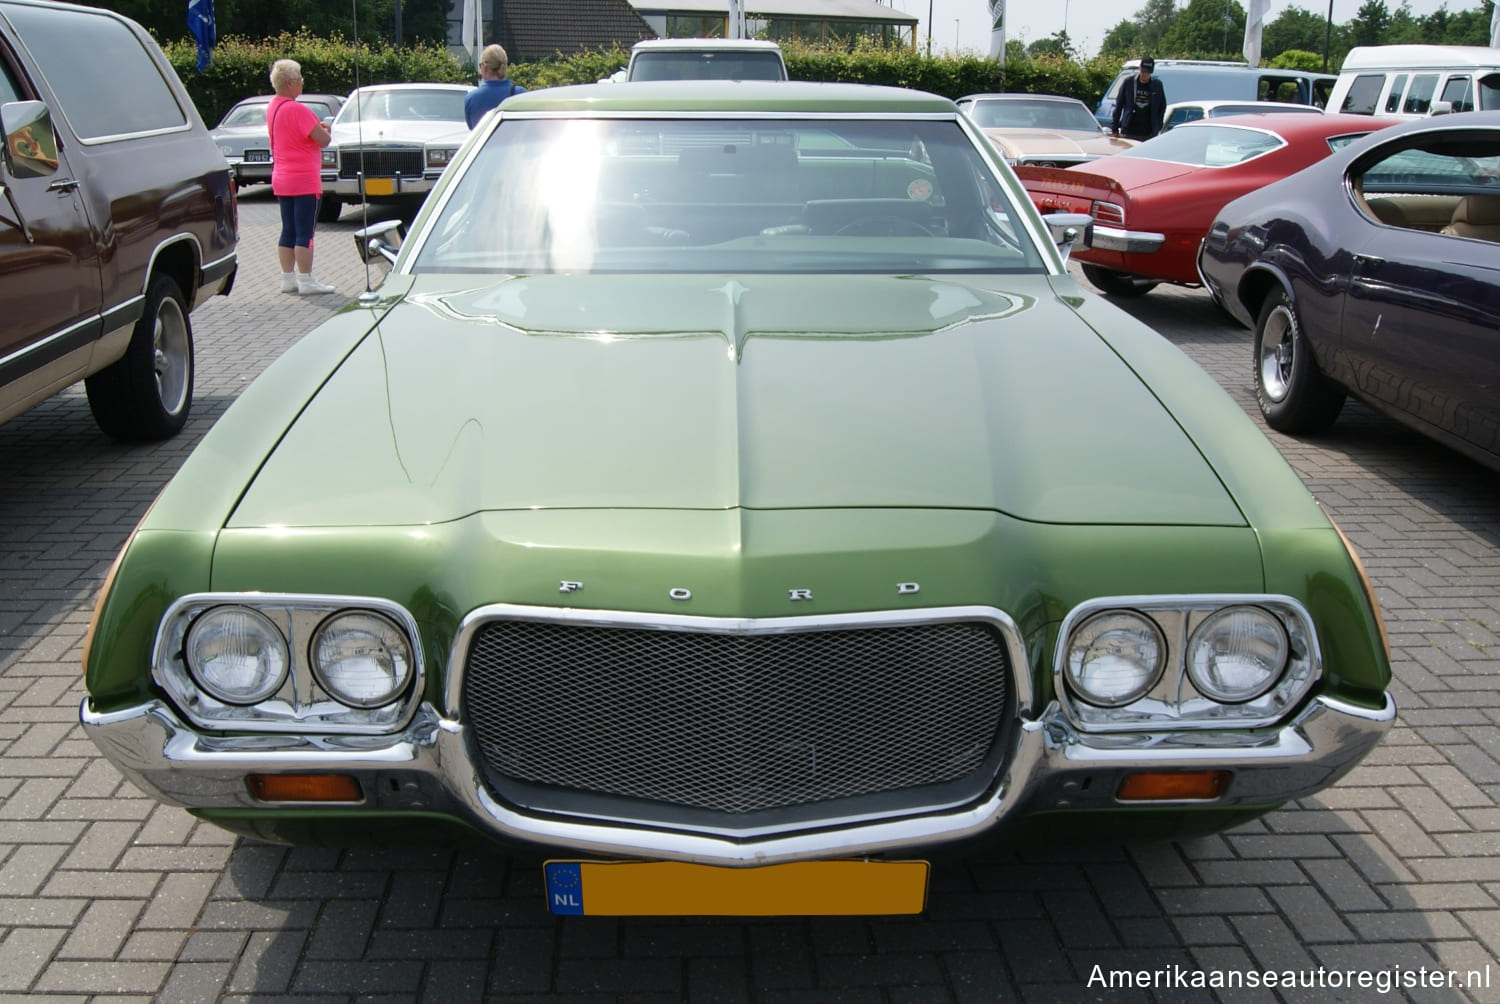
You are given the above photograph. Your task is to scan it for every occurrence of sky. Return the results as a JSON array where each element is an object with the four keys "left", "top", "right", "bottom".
[{"left": 885, "top": 0, "right": 1478, "bottom": 60}]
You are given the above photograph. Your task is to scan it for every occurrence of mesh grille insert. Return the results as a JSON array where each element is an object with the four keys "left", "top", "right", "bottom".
[{"left": 463, "top": 618, "right": 1009, "bottom": 816}]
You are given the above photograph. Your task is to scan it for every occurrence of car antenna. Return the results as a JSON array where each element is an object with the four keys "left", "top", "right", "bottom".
[{"left": 351, "top": 0, "right": 375, "bottom": 295}]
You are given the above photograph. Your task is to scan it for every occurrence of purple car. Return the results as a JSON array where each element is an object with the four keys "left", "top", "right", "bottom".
[{"left": 1199, "top": 110, "right": 1500, "bottom": 471}]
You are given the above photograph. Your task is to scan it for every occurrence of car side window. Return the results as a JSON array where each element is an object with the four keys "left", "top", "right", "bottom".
[
  {"left": 1383, "top": 75, "right": 1409, "bottom": 114},
  {"left": 1341, "top": 74, "right": 1385, "bottom": 115},
  {"left": 0, "top": 55, "right": 21, "bottom": 106},
  {"left": 4, "top": 5, "right": 185, "bottom": 140},
  {"left": 1403, "top": 74, "right": 1438, "bottom": 115},
  {"left": 1440, "top": 76, "right": 1473, "bottom": 113}
]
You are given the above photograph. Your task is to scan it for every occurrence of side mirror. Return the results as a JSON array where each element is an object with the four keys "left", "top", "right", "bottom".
[
  {"left": 1043, "top": 212, "right": 1093, "bottom": 259},
  {"left": 1, "top": 100, "right": 59, "bottom": 180},
  {"left": 1431, "top": 99, "right": 1454, "bottom": 116},
  {"left": 354, "top": 219, "right": 405, "bottom": 265}
]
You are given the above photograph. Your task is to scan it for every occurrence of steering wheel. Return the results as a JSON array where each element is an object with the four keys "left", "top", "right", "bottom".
[{"left": 834, "top": 216, "right": 935, "bottom": 237}]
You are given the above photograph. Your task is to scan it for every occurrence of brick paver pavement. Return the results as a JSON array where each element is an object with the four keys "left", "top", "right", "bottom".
[{"left": 2, "top": 191, "right": 1498, "bottom": 1002}]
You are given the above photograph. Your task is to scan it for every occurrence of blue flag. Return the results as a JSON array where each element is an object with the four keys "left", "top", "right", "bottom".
[{"left": 188, "top": 0, "right": 215, "bottom": 73}]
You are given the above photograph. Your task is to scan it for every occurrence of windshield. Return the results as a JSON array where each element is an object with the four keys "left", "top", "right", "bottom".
[
  {"left": 220, "top": 103, "right": 267, "bottom": 128},
  {"left": 970, "top": 99, "right": 1100, "bottom": 133},
  {"left": 411, "top": 117, "right": 1046, "bottom": 275},
  {"left": 1117, "top": 123, "right": 1285, "bottom": 166},
  {"left": 337, "top": 88, "right": 464, "bottom": 124}
]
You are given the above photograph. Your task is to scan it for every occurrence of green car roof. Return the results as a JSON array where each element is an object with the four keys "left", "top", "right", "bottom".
[{"left": 498, "top": 80, "right": 960, "bottom": 115}]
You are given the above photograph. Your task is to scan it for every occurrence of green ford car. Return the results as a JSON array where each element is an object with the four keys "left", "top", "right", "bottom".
[{"left": 81, "top": 82, "right": 1393, "bottom": 917}]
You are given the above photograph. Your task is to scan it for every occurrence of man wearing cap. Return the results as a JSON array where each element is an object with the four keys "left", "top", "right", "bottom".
[{"left": 1112, "top": 57, "right": 1166, "bottom": 141}]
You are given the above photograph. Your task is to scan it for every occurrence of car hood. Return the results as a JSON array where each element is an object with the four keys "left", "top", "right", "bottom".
[
  {"left": 329, "top": 121, "right": 467, "bottom": 147},
  {"left": 229, "top": 273, "right": 1243, "bottom": 529}
]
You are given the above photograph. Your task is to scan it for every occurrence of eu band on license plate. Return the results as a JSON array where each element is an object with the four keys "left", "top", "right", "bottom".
[{"left": 542, "top": 859, "right": 929, "bottom": 916}]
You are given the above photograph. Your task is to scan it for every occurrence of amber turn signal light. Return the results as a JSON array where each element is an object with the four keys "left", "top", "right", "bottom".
[
  {"left": 247, "top": 774, "right": 362, "bottom": 803},
  {"left": 1117, "top": 770, "right": 1230, "bottom": 801}
]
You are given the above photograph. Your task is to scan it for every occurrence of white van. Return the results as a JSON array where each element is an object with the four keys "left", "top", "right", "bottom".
[
  {"left": 1328, "top": 44, "right": 1500, "bottom": 118},
  {"left": 1093, "top": 59, "right": 1336, "bottom": 128}
]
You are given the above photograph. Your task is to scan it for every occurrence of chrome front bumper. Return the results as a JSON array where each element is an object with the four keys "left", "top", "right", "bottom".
[
  {"left": 321, "top": 172, "right": 440, "bottom": 200},
  {"left": 82, "top": 692, "right": 1394, "bottom": 866}
]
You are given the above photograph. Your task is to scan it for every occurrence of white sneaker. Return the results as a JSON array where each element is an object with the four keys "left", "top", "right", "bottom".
[
  {"left": 279, "top": 272, "right": 298, "bottom": 294},
  {"left": 296, "top": 275, "right": 336, "bottom": 295}
]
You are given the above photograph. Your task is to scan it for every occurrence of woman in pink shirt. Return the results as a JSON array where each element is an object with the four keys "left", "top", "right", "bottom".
[{"left": 268, "top": 59, "right": 335, "bottom": 295}]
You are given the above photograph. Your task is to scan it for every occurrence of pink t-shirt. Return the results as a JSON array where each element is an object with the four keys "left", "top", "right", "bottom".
[{"left": 268, "top": 97, "right": 323, "bottom": 196}]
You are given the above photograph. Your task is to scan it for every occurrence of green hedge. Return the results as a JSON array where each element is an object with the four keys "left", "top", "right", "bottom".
[{"left": 163, "top": 32, "right": 1121, "bottom": 128}]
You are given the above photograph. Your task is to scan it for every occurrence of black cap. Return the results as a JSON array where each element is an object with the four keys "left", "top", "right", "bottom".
[{"left": 1140, "top": 56, "right": 1155, "bottom": 72}]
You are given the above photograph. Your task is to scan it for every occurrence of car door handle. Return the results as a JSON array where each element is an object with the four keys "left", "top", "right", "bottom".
[
  {"left": 47, "top": 177, "right": 79, "bottom": 193},
  {"left": 1351, "top": 252, "right": 1384, "bottom": 267}
]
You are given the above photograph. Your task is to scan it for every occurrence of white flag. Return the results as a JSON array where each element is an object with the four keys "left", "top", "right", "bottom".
[
  {"left": 1243, "top": 0, "right": 1271, "bottom": 67},
  {"left": 1491, "top": 1, "right": 1500, "bottom": 48},
  {"left": 988, "top": 0, "right": 1006, "bottom": 65},
  {"left": 462, "top": 0, "right": 481, "bottom": 66}
]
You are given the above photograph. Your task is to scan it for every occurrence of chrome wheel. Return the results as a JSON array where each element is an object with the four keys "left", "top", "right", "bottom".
[
  {"left": 152, "top": 294, "right": 191, "bottom": 418},
  {"left": 1257, "top": 302, "right": 1296, "bottom": 404}
]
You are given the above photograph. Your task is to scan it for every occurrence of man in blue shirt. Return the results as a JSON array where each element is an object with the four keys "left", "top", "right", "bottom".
[{"left": 465, "top": 44, "right": 526, "bottom": 128}]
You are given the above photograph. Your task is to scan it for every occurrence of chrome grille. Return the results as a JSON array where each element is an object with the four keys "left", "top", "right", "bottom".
[
  {"left": 338, "top": 148, "right": 423, "bottom": 179},
  {"left": 462, "top": 617, "right": 1009, "bottom": 815}
]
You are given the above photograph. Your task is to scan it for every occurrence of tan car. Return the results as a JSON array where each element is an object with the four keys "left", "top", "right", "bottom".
[{"left": 957, "top": 93, "right": 1137, "bottom": 168}]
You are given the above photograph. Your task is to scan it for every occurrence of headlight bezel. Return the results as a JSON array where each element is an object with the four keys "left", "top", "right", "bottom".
[
  {"left": 1054, "top": 594, "right": 1320, "bottom": 733},
  {"left": 154, "top": 593, "right": 425, "bottom": 734}
]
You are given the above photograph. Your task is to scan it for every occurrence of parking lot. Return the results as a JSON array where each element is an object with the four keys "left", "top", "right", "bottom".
[{"left": 2, "top": 190, "right": 1499, "bottom": 1002}]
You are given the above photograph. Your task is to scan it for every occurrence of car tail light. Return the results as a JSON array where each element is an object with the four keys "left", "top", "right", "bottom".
[{"left": 1090, "top": 201, "right": 1125, "bottom": 226}]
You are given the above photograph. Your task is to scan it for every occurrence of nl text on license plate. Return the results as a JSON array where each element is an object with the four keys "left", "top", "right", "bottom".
[{"left": 543, "top": 859, "right": 928, "bottom": 916}]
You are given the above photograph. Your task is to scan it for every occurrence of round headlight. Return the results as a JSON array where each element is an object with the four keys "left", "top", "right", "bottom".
[
  {"left": 1187, "top": 606, "right": 1289, "bottom": 703},
  {"left": 310, "top": 611, "right": 414, "bottom": 709},
  {"left": 184, "top": 606, "right": 289, "bottom": 705},
  {"left": 1064, "top": 611, "right": 1166, "bottom": 708}
]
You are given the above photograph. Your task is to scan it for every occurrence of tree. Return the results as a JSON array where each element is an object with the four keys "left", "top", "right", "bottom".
[
  {"left": 1028, "top": 30, "right": 1079, "bottom": 60},
  {"left": 1385, "top": 0, "right": 1427, "bottom": 42},
  {"left": 1160, "top": 0, "right": 1247, "bottom": 55},
  {"left": 1263, "top": 6, "right": 1330, "bottom": 59},
  {"left": 1136, "top": 0, "right": 1182, "bottom": 51},
  {"left": 1347, "top": 0, "right": 1392, "bottom": 46},
  {"left": 1098, "top": 20, "right": 1143, "bottom": 58}
]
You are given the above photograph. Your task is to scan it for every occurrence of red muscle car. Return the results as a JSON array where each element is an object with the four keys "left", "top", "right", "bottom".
[{"left": 1017, "top": 112, "right": 1394, "bottom": 297}]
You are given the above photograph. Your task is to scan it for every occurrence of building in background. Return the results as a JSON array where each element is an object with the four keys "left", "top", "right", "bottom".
[
  {"left": 629, "top": 0, "right": 917, "bottom": 47},
  {"left": 449, "top": 0, "right": 916, "bottom": 61}
]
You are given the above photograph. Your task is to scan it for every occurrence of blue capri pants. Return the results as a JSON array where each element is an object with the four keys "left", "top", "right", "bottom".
[{"left": 278, "top": 194, "right": 319, "bottom": 248}]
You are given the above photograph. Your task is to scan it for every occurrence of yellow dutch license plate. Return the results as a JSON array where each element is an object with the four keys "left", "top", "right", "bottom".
[
  {"left": 363, "top": 177, "right": 395, "bottom": 196},
  {"left": 542, "top": 859, "right": 929, "bottom": 916}
]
